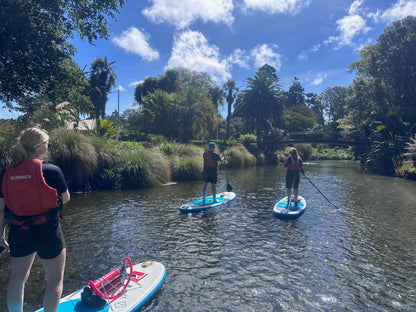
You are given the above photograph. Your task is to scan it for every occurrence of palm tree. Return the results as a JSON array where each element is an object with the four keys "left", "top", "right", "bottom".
[
  {"left": 234, "top": 71, "right": 284, "bottom": 138},
  {"left": 208, "top": 85, "right": 225, "bottom": 109},
  {"left": 223, "top": 79, "right": 238, "bottom": 139},
  {"left": 89, "top": 57, "right": 116, "bottom": 125}
]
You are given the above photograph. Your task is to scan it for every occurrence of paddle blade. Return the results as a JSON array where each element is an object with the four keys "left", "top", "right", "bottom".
[{"left": 226, "top": 183, "right": 232, "bottom": 192}]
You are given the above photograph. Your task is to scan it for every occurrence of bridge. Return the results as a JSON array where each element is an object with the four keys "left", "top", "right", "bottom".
[{"left": 262, "top": 131, "right": 368, "bottom": 148}]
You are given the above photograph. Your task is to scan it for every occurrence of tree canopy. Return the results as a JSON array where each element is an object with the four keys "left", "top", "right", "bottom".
[{"left": 0, "top": 0, "right": 125, "bottom": 103}]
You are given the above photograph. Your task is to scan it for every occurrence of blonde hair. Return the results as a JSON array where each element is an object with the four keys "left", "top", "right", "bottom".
[
  {"left": 10, "top": 128, "right": 49, "bottom": 167},
  {"left": 289, "top": 147, "right": 298, "bottom": 158}
]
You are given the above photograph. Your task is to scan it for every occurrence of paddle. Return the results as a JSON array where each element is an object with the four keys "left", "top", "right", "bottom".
[
  {"left": 223, "top": 154, "right": 232, "bottom": 192},
  {"left": 304, "top": 175, "right": 340, "bottom": 209}
]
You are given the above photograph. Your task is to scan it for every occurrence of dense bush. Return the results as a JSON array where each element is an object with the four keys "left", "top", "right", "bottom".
[
  {"left": 49, "top": 129, "right": 98, "bottom": 191},
  {"left": 225, "top": 145, "right": 256, "bottom": 169},
  {"left": 118, "top": 148, "right": 170, "bottom": 189}
]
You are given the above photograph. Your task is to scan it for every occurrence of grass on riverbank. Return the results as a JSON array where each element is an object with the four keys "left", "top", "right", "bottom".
[{"left": 43, "top": 129, "right": 260, "bottom": 191}]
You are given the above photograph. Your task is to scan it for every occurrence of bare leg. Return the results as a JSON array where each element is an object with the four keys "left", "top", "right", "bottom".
[
  {"left": 40, "top": 248, "right": 66, "bottom": 312},
  {"left": 202, "top": 182, "right": 208, "bottom": 204},
  {"left": 7, "top": 253, "right": 36, "bottom": 312},
  {"left": 211, "top": 183, "right": 217, "bottom": 202},
  {"left": 286, "top": 188, "right": 291, "bottom": 209},
  {"left": 294, "top": 189, "right": 299, "bottom": 204}
]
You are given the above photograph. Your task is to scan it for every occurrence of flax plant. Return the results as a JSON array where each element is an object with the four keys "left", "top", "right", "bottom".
[{"left": 48, "top": 129, "right": 98, "bottom": 191}]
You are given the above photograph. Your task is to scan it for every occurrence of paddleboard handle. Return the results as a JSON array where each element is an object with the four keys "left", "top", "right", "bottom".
[{"left": 88, "top": 257, "right": 134, "bottom": 300}]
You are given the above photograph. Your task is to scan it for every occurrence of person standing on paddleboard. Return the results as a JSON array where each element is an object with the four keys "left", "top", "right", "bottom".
[
  {"left": 285, "top": 147, "right": 306, "bottom": 207},
  {"left": 0, "top": 127, "right": 70, "bottom": 312},
  {"left": 202, "top": 142, "right": 222, "bottom": 205}
]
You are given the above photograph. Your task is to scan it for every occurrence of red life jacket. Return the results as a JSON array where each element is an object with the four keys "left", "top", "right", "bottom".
[
  {"left": 2, "top": 159, "right": 58, "bottom": 216},
  {"left": 203, "top": 151, "right": 217, "bottom": 167},
  {"left": 287, "top": 157, "right": 302, "bottom": 172}
]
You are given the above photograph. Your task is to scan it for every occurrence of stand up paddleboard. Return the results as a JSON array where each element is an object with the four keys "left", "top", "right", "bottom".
[
  {"left": 35, "top": 257, "right": 166, "bottom": 312},
  {"left": 273, "top": 195, "right": 306, "bottom": 220},
  {"left": 180, "top": 191, "right": 236, "bottom": 212}
]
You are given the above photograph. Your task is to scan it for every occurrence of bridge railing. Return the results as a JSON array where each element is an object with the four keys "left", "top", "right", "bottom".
[{"left": 262, "top": 131, "right": 367, "bottom": 147}]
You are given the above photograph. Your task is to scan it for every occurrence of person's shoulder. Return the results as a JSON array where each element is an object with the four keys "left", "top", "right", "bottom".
[
  {"left": 42, "top": 162, "right": 61, "bottom": 171},
  {"left": 42, "top": 163, "right": 64, "bottom": 176}
]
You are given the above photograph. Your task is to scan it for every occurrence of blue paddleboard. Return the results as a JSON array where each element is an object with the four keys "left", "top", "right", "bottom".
[
  {"left": 273, "top": 195, "right": 306, "bottom": 220},
  {"left": 180, "top": 191, "right": 236, "bottom": 212}
]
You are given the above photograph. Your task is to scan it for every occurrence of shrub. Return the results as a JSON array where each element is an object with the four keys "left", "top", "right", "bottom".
[
  {"left": 239, "top": 133, "right": 257, "bottom": 147},
  {"left": 49, "top": 129, "right": 98, "bottom": 191},
  {"left": 171, "top": 155, "right": 203, "bottom": 181},
  {"left": 158, "top": 141, "right": 179, "bottom": 156},
  {"left": 118, "top": 148, "right": 170, "bottom": 189},
  {"left": 176, "top": 144, "right": 204, "bottom": 158},
  {"left": 225, "top": 145, "right": 256, "bottom": 169}
]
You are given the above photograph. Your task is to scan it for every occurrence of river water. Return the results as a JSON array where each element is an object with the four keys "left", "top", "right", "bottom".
[{"left": 0, "top": 161, "right": 415, "bottom": 311}]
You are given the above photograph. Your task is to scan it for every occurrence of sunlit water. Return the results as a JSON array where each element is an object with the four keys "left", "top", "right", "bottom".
[{"left": 1, "top": 161, "right": 415, "bottom": 311}]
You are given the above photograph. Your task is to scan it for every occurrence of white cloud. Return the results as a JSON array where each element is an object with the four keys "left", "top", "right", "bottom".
[
  {"left": 112, "top": 27, "right": 159, "bottom": 61},
  {"left": 370, "top": 0, "right": 416, "bottom": 23},
  {"left": 142, "top": 0, "right": 234, "bottom": 29},
  {"left": 129, "top": 81, "right": 143, "bottom": 87},
  {"left": 242, "top": 0, "right": 311, "bottom": 15},
  {"left": 167, "top": 32, "right": 282, "bottom": 83},
  {"left": 250, "top": 44, "right": 282, "bottom": 70},
  {"left": 167, "top": 30, "right": 231, "bottom": 83},
  {"left": 324, "top": 0, "right": 372, "bottom": 49},
  {"left": 311, "top": 73, "right": 327, "bottom": 86},
  {"left": 117, "top": 85, "right": 126, "bottom": 91},
  {"left": 297, "top": 50, "right": 308, "bottom": 61},
  {"left": 227, "top": 49, "right": 250, "bottom": 69}
]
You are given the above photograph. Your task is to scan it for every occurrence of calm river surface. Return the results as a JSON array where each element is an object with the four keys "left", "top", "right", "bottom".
[{"left": 1, "top": 161, "right": 416, "bottom": 311}]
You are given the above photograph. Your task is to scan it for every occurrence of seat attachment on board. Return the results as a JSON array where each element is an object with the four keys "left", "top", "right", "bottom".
[{"left": 81, "top": 257, "right": 148, "bottom": 307}]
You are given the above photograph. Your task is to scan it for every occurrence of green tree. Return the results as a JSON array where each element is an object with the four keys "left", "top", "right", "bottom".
[
  {"left": 350, "top": 16, "right": 416, "bottom": 125},
  {"left": 306, "top": 92, "right": 324, "bottom": 126},
  {"left": 235, "top": 71, "right": 284, "bottom": 137},
  {"left": 15, "top": 59, "right": 92, "bottom": 120},
  {"left": 134, "top": 77, "right": 159, "bottom": 104},
  {"left": 320, "top": 86, "right": 348, "bottom": 129},
  {"left": 0, "top": 0, "right": 125, "bottom": 103},
  {"left": 258, "top": 64, "right": 278, "bottom": 81},
  {"left": 158, "top": 69, "right": 180, "bottom": 94},
  {"left": 208, "top": 86, "right": 225, "bottom": 109},
  {"left": 286, "top": 77, "right": 305, "bottom": 108},
  {"left": 89, "top": 57, "right": 116, "bottom": 122},
  {"left": 141, "top": 89, "right": 178, "bottom": 138},
  {"left": 174, "top": 71, "right": 217, "bottom": 142},
  {"left": 223, "top": 80, "right": 238, "bottom": 139}
]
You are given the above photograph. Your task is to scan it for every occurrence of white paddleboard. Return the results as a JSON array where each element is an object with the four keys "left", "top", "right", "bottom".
[{"left": 35, "top": 259, "right": 166, "bottom": 312}]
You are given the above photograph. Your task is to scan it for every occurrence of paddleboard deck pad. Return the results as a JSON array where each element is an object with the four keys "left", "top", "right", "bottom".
[
  {"left": 180, "top": 191, "right": 236, "bottom": 212},
  {"left": 273, "top": 195, "right": 306, "bottom": 220},
  {"left": 35, "top": 258, "right": 166, "bottom": 312}
]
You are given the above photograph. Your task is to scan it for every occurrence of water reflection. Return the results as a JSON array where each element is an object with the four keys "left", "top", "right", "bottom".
[{"left": 0, "top": 161, "right": 415, "bottom": 311}]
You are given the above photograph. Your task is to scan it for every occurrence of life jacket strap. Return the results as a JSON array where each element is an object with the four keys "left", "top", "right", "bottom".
[{"left": 7, "top": 211, "right": 51, "bottom": 231}]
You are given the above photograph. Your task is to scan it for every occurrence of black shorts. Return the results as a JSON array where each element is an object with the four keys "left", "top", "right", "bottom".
[
  {"left": 286, "top": 171, "right": 300, "bottom": 189},
  {"left": 203, "top": 167, "right": 218, "bottom": 184},
  {"left": 8, "top": 215, "right": 66, "bottom": 259}
]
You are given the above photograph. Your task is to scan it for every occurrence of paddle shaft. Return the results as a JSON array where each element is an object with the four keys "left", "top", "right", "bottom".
[
  {"left": 305, "top": 176, "right": 339, "bottom": 209},
  {"left": 223, "top": 155, "right": 232, "bottom": 192}
]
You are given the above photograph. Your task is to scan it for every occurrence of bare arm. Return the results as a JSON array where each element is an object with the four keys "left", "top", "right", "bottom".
[
  {"left": 0, "top": 198, "right": 9, "bottom": 253},
  {"left": 61, "top": 189, "right": 70, "bottom": 204}
]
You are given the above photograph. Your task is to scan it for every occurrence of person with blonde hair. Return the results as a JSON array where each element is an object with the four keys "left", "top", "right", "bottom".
[
  {"left": 284, "top": 147, "right": 306, "bottom": 208},
  {"left": 0, "top": 127, "right": 70, "bottom": 312}
]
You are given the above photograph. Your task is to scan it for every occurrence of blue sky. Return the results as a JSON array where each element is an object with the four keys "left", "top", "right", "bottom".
[{"left": 2, "top": 0, "right": 416, "bottom": 119}]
